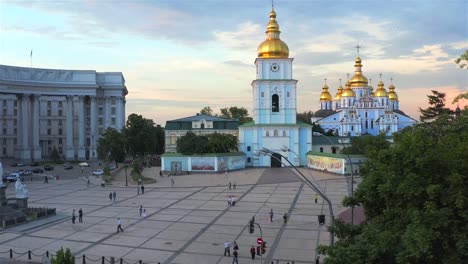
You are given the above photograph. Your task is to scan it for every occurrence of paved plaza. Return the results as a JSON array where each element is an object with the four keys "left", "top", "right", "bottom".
[{"left": 0, "top": 167, "right": 349, "bottom": 264}]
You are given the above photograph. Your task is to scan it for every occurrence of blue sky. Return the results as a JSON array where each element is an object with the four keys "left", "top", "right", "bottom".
[{"left": 1, "top": 0, "right": 466, "bottom": 125}]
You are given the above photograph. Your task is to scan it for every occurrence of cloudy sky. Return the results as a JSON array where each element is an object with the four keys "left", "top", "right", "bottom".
[{"left": 1, "top": 0, "right": 466, "bottom": 125}]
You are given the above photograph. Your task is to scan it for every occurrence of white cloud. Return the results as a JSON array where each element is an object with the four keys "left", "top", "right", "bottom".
[{"left": 213, "top": 22, "right": 263, "bottom": 50}]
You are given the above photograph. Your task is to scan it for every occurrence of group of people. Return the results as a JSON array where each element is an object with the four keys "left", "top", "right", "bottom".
[
  {"left": 227, "top": 196, "right": 237, "bottom": 207},
  {"left": 139, "top": 205, "right": 147, "bottom": 217},
  {"left": 224, "top": 241, "right": 240, "bottom": 264},
  {"left": 109, "top": 191, "right": 117, "bottom": 202},
  {"left": 228, "top": 182, "right": 236, "bottom": 190},
  {"left": 71, "top": 208, "right": 83, "bottom": 224}
]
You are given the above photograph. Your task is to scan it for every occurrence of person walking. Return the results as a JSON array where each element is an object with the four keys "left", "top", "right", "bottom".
[
  {"left": 109, "top": 192, "right": 113, "bottom": 201},
  {"left": 141, "top": 185, "right": 145, "bottom": 194},
  {"left": 229, "top": 182, "right": 232, "bottom": 190},
  {"left": 233, "top": 241, "right": 239, "bottom": 251},
  {"left": 139, "top": 205, "right": 143, "bottom": 216},
  {"left": 233, "top": 182, "right": 236, "bottom": 190},
  {"left": 232, "top": 250, "right": 239, "bottom": 264},
  {"left": 113, "top": 191, "right": 116, "bottom": 202},
  {"left": 137, "top": 185, "right": 140, "bottom": 195},
  {"left": 78, "top": 208, "right": 83, "bottom": 223},
  {"left": 44, "top": 176, "right": 48, "bottom": 183},
  {"left": 283, "top": 213, "right": 288, "bottom": 224},
  {"left": 269, "top": 209, "right": 274, "bottom": 222},
  {"left": 224, "top": 240, "right": 231, "bottom": 256},
  {"left": 117, "top": 218, "right": 124, "bottom": 233},
  {"left": 72, "top": 210, "right": 76, "bottom": 224},
  {"left": 159, "top": 170, "right": 163, "bottom": 177},
  {"left": 142, "top": 209, "right": 147, "bottom": 217},
  {"left": 171, "top": 178, "right": 175, "bottom": 187},
  {"left": 315, "top": 256, "right": 320, "bottom": 264},
  {"left": 250, "top": 245, "right": 256, "bottom": 260},
  {"left": 315, "top": 193, "right": 318, "bottom": 204}
]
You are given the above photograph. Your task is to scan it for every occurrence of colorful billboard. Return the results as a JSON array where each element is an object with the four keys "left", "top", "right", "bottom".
[
  {"left": 307, "top": 155, "right": 344, "bottom": 174},
  {"left": 191, "top": 157, "right": 216, "bottom": 171}
]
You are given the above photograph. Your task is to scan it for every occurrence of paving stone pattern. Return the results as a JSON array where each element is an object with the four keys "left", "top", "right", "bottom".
[{"left": 0, "top": 167, "right": 348, "bottom": 264}]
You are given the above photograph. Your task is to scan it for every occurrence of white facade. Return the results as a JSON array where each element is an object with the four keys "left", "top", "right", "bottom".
[{"left": 0, "top": 64, "right": 127, "bottom": 161}]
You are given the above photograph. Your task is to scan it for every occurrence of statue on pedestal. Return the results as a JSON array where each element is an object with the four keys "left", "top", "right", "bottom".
[{"left": 15, "top": 178, "right": 29, "bottom": 199}]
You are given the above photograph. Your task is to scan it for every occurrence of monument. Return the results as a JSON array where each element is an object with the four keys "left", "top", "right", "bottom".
[{"left": 0, "top": 160, "right": 27, "bottom": 227}]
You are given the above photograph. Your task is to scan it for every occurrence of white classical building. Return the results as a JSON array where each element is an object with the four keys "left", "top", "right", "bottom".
[{"left": 0, "top": 64, "right": 127, "bottom": 161}]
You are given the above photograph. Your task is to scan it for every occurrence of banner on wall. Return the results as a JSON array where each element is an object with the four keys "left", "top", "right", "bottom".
[
  {"left": 307, "top": 155, "right": 344, "bottom": 174},
  {"left": 191, "top": 157, "right": 215, "bottom": 171},
  {"left": 217, "top": 156, "right": 246, "bottom": 171}
]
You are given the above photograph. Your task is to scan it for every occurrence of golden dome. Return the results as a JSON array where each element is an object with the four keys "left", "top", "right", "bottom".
[
  {"left": 341, "top": 81, "right": 356, "bottom": 97},
  {"left": 320, "top": 84, "right": 332, "bottom": 101},
  {"left": 257, "top": 9, "right": 289, "bottom": 58},
  {"left": 334, "top": 85, "right": 343, "bottom": 100},
  {"left": 349, "top": 56, "right": 368, "bottom": 87},
  {"left": 388, "top": 84, "right": 398, "bottom": 101},
  {"left": 375, "top": 80, "right": 388, "bottom": 97},
  {"left": 370, "top": 85, "right": 375, "bottom": 97}
]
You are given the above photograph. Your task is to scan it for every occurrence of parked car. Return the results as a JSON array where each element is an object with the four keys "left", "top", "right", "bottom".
[
  {"left": 79, "top": 162, "right": 90, "bottom": 167},
  {"left": 64, "top": 163, "right": 73, "bottom": 170},
  {"left": 30, "top": 162, "right": 39, "bottom": 167},
  {"left": 7, "top": 173, "right": 21, "bottom": 182},
  {"left": 16, "top": 163, "right": 25, "bottom": 167},
  {"left": 92, "top": 169, "right": 104, "bottom": 176},
  {"left": 21, "top": 170, "right": 33, "bottom": 176},
  {"left": 32, "top": 168, "right": 44, "bottom": 174},
  {"left": 44, "top": 165, "right": 54, "bottom": 171}
]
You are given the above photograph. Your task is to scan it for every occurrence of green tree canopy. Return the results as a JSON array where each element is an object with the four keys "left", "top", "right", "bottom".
[
  {"left": 200, "top": 106, "right": 214, "bottom": 116},
  {"left": 296, "top": 111, "right": 313, "bottom": 124},
  {"left": 124, "top": 113, "right": 164, "bottom": 157},
  {"left": 219, "top": 106, "right": 253, "bottom": 124},
  {"left": 419, "top": 90, "right": 454, "bottom": 122},
  {"left": 176, "top": 132, "right": 238, "bottom": 155},
  {"left": 454, "top": 49, "right": 468, "bottom": 69},
  {"left": 341, "top": 133, "right": 390, "bottom": 156},
  {"left": 321, "top": 109, "right": 468, "bottom": 264},
  {"left": 97, "top": 128, "right": 127, "bottom": 168}
]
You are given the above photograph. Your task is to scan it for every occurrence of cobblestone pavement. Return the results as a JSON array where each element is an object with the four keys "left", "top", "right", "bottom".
[{"left": 0, "top": 167, "right": 349, "bottom": 264}]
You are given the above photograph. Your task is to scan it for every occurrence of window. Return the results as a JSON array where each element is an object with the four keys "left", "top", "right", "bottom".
[
  {"left": 261, "top": 92, "right": 264, "bottom": 97},
  {"left": 332, "top": 147, "right": 337, "bottom": 154},
  {"left": 58, "top": 110, "right": 62, "bottom": 116},
  {"left": 365, "top": 121, "right": 368, "bottom": 129},
  {"left": 59, "top": 120, "right": 62, "bottom": 126},
  {"left": 111, "top": 97, "right": 116, "bottom": 105},
  {"left": 320, "top": 147, "right": 323, "bottom": 152},
  {"left": 58, "top": 101, "right": 62, "bottom": 107},
  {"left": 47, "top": 129, "right": 51, "bottom": 135},
  {"left": 99, "top": 108, "right": 103, "bottom": 115},
  {"left": 111, "top": 118, "right": 116, "bottom": 125},
  {"left": 287, "top": 92, "right": 290, "bottom": 97},
  {"left": 111, "top": 107, "right": 116, "bottom": 115},
  {"left": 59, "top": 147, "right": 63, "bottom": 154},
  {"left": 99, "top": 118, "right": 103, "bottom": 125},
  {"left": 2, "top": 148, "right": 5, "bottom": 155},
  {"left": 365, "top": 112, "right": 368, "bottom": 118},
  {"left": 272, "top": 94, "right": 279, "bottom": 112},
  {"left": 14, "top": 101, "right": 17, "bottom": 107},
  {"left": 59, "top": 138, "right": 62, "bottom": 144},
  {"left": 247, "top": 146, "right": 251, "bottom": 151},
  {"left": 47, "top": 101, "right": 51, "bottom": 108},
  {"left": 47, "top": 120, "right": 51, "bottom": 126},
  {"left": 47, "top": 110, "right": 51, "bottom": 116},
  {"left": 266, "top": 131, "right": 269, "bottom": 137},
  {"left": 282, "top": 131, "right": 286, "bottom": 137},
  {"left": 371, "top": 120, "right": 374, "bottom": 129},
  {"left": 14, "top": 120, "right": 17, "bottom": 126},
  {"left": 14, "top": 109, "right": 17, "bottom": 115},
  {"left": 274, "top": 129, "right": 278, "bottom": 136},
  {"left": 2, "top": 129, "right": 6, "bottom": 135},
  {"left": 58, "top": 128, "right": 62, "bottom": 135},
  {"left": 14, "top": 128, "right": 16, "bottom": 134},
  {"left": 201, "top": 123, "right": 205, "bottom": 129},
  {"left": 351, "top": 126, "right": 354, "bottom": 131},
  {"left": 247, "top": 157, "right": 251, "bottom": 162}
]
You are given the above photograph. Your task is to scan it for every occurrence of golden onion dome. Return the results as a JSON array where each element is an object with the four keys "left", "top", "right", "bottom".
[
  {"left": 334, "top": 85, "right": 343, "bottom": 100},
  {"left": 320, "top": 84, "right": 332, "bottom": 102},
  {"left": 257, "top": 9, "right": 289, "bottom": 58},
  {"left": 375, "top": 80, "right": 388, "bottom": 97},
  {"left": 349, "top": 56, "right": 369, "bottom": 88},
  {"left": 370, "top": 85, "right": 375, "bottom": 97},
  {"left": 388, "top": 83, "right": 398, "bottom": 101},
  {"left": 341, "top": 81, "right": 356, "bottom": 97}
]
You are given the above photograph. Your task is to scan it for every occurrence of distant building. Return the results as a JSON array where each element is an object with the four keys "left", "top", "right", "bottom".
[
  {"left": 0, "top": 64, "right": 127, "bottom": 161},
  {"left": 312, "top": 56, "right": 417, "bottom": 136},
  {"left": 164, "top": 114, "right": 239, "bottom": 153}
]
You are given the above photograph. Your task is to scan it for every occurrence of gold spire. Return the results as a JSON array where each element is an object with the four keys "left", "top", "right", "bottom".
[
  {"left": 375, "top": 74, "right": 388, "bottom": 97},
  {"left": 257, "top": 6, "right": 289, "bottom": 58},
  {"left": 388, "top": 77, "right": 398, "bottom": 101},
  {"left": 320, "top": 78, "right": 332, "bottom": 102},
  {"left": 341, "top": 80, "right": 356, "bottom": 97},
  {"left": 369, "top": 78, "right": 375, "bottom": 97},
  {"left": 334, "top": 78, "right": 343, "bottom": 100},
  {"left": 349, "top": 55, "right": 369, "bottom": 87}
]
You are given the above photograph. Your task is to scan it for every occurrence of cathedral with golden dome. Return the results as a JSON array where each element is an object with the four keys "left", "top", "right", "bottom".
[{"left": 313, "top": 53, "right": 417, "bottom": 136}]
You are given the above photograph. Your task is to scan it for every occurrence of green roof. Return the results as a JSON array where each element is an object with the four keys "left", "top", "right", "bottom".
[
  {"left": 162, "top": 152, "right": 246, "bottom": 157},
  {"left": 306, "top": 151, "right": 365, "bottom": 158},
  {"left": 165, "top": 114, "right": 239, "bottom": 130},
  {"left": 239, "top": 121, "right": 312, "bottom": 128}
]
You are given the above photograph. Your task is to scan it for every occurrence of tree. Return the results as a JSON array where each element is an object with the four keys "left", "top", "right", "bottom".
[
  {"left": 97, "top": 128, "right": 127, "bottom": 168},
  {"left": 200, "top": 106, "right": 214, "bottom": 116},
  {"left": 454, "top": 49, "right": 468, "bottom": 69},
  {"left": 51, "top": 247, "right": 75, "bottom": 264},
  {"left": 124, "top": 113, "right": 164, "bottom": 158},
  {"left": 419, "top": 90, "right": 454, "bottom": 122},
  {"left": 320, "top": 109, "right": 468, "bottom": 264},
  {"left": 452, "top": 92, "right": 468, "bottom": 104},
  {"left": 176, "top": 132, "right": 238, "bottom": 155},
  {"left": 296, "top": 111, "right": 313, "bottom": 125},
  {"left": 49, "top": 146, "right": 60, "bottom": 163},
  {"left": 341, "top": 133, "right": 390, "bottom": 156},
  {"left": 219, "top": 106, "right": 253, "bottom": 124}
]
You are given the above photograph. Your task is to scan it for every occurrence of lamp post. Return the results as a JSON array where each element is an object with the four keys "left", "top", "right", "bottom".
[
  {"left": 124, "top": 164, "right": 128, "bottom": 187},
  {"left": 253, "top": 147, "right": 335, "bottom": 246},
  {"left": 313, "top": 132, "right": 355, "bottom": 225},
  {"left": 280, "top": 146, "right": 300, "bottom": 166}
]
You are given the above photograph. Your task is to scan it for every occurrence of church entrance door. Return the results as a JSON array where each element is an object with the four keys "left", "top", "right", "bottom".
[{"left": 271, "top": 153, "right": 282, "bottom": 168}]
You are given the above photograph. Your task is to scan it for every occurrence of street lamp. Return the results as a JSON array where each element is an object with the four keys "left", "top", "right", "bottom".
[
  {"left": 124, "top": 164, "right": 128, "bottom": 187},
  {"left": 280, "top": 146, "right": 300, "bottom": 166},
  {"left": 313, "top": 132, "right": 355, "bottom": 225},
  {"left": 253, "top": 147, "right": 335, "bottom": 246}
]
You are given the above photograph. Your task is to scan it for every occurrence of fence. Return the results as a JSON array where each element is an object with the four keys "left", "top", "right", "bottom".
[{"left": 0, "top": 249, "right": 163, "bottom": 264}]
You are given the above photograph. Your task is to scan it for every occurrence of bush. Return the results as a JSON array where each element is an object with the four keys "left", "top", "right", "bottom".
[{"left": 51, "top": 247, "right": 75, "bottom": 264}]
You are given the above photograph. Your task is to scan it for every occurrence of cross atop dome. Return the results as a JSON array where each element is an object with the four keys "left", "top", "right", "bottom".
[{"left": 355, "top": 44, "right": 361, "bottom": 55}]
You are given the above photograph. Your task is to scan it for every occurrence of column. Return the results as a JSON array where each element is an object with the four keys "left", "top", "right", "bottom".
[
  {"left": 15, "top": 95, "right": 23, "bottom": 159},
  {"left": 104, "top": 96, "right": 110, "bottom": 129},
  {"left": 21, "top": 94, "right": 31, "bottom": 161},
  {"left": 77, "top": 96, "right": 86, "bottom": 159},
  {"left": 32, "top": 95, "right": 41, "bottom": 160},
  {"left": 116, "top": 97, "right": 125, "bottom": 130},
  {"left": 90, "top": 96, "right": 97, "bottom": 159},
  {"left": 65, "top": 96, "right": 75, "bottom": 159}
]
